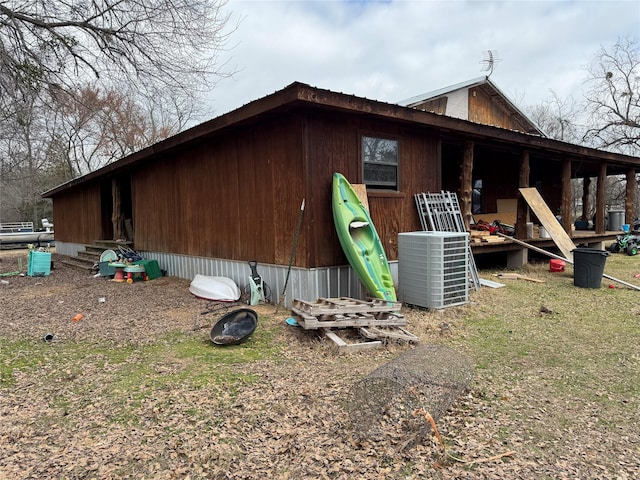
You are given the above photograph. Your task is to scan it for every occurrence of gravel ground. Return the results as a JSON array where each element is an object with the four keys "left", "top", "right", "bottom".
[{"left": 0, "top": 250, "right": 206, "bottom": 346}]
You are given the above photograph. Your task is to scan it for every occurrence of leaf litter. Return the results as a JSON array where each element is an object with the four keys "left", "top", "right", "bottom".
[{"left": 1, "top": 250, "right": 639, "bottom": 478}]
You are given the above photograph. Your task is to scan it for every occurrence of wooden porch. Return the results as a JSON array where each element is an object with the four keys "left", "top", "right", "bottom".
[{"left": 471, "top": 230, "right": 620, "bottom": 268}]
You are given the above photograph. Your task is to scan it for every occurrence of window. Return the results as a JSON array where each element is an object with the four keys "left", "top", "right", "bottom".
[{"left": 362, "top": 136, "right": 398, "bottom": 190}]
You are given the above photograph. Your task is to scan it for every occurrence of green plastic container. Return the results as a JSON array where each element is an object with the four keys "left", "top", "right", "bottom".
[
  {"left": 28, "top": 250, "right": 51, "bottom": 276},
  {"left": 99, "top": 261, "right": 116, "bottom": 277},
  {"left": 133, "top": 259, "right": 162, "bottom": 280}
]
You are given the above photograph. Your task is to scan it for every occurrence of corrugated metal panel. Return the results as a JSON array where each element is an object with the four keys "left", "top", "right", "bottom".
[
  {"left": 59, "top": 244, "right": 398, "bottom": 308},
  {"left": 140, "top": 251, "right": 377, "bottom": 307},
  {"left": 55, "top": 241, "right": 85, "bottom": 257}
]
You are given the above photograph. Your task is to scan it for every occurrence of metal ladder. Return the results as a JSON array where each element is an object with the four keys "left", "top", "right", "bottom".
[{"left": 414, "top": 192, "right": 480, "bottom": 291}]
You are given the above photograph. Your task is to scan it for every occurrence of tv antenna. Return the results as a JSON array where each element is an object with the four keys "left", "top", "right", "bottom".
[{"left": 480, "top": 50, "right": 501, "bottom": 77}]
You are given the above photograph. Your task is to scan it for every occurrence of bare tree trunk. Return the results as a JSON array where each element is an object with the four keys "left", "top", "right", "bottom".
[
  {"left": 595, "top": 163, "right": 607, "bottom": 234},
  {"left": 626, "top": 168, "right": 636, "bottom": 226},
  {"left": 460, "top": 141, "right": 474, "bottom": 230},
  {"left": 561, "top": 158, "right": 572, "bottom": 234},
  {"left": 515, "top": 150, "right": 530, "bottom": 238}
]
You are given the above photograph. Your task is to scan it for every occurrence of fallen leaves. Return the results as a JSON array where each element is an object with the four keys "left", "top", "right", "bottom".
[{"left": 1, "top": 252, "right": 639, "bottom": 478}]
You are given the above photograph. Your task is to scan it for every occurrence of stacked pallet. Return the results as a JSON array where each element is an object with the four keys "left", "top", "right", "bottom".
[{"left": 291, "top": 297, "right": 417, "bottom": 351}]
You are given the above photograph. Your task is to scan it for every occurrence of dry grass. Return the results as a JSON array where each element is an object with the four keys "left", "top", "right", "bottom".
[{"left": 1, "top": 247, "right": 639, "bottom": 479}]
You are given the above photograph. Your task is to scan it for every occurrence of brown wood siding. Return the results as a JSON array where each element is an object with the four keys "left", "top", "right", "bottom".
[
  {"left": 415, "top": 97, "right": 448, "bottom": 114},
  {"left": 50, "top": 183, "right": 102, "bottom": 243},
  {"left": 469, "top": 88, "right": 527, "bottom": 132},
  {"left": 304, "top": 112, "right": 441, "bottom": 267},
  {"left": 131, "top": 116, "right": 305, "bottom": 266}
]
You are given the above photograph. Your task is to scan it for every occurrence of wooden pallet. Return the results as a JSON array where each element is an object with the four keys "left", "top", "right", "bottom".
[
  {"left": 291, "top": 297, "right": 405, "bottom": 330},
  {"left": 291, "top": 309, "right": 406, "bottom": 330},
  {"left": 321, "top": 326, "right": 419, "bottom": 353},
  {"left": 359, "top": 326, "right": 420, "bottom": 344},
  {"left": 292, "top": 297, "right": 401, "bottom": 316},
  {"left": 322, "top": 328, "right": 382, "bottom": 353},
  {"left": 291, "top": 297, "right": 415, "bottom": 351}
]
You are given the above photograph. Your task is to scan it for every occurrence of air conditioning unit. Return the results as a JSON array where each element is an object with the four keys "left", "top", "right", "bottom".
[{"left": 398, "top": 231, "right": 469, "bottom": 309}]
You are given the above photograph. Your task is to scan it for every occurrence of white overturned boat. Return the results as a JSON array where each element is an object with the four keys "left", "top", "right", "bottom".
[{"left": 189, "top": 274, "right": 241, "bottom": 302}]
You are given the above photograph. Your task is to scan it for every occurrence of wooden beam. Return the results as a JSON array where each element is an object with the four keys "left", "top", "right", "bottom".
[
  {"left": 460, "top": 141, "right": 474, "bottom": 230},
  {"left": 595, "top": 163, "right": 607, "bottom": 234},
  {"left": 626, "top": 168, "right": 636, "bottom": 226},
  {"left": 515, "top": 150, "right": 530, "bottom": 239},
  {"left": 561, "top": 158, "right": 572, "bottom": 234}
]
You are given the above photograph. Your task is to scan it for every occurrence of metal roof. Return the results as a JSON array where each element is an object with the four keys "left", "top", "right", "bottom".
[{"left": 42, "top": 81, "right": 639, "bottom": 197}]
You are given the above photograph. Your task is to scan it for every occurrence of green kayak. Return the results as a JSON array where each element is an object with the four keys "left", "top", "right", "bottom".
[{"left": 332, "top": 172, "right": 397, "bottom": 302}]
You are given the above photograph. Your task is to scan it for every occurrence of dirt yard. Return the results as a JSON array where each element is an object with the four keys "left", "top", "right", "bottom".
[{"left": 1, "top": 249, "right": 639, "bottom": 479}]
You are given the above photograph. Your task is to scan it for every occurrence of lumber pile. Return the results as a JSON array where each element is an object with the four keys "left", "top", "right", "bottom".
[{"left": 470, "top": 231, "right": 506, "bottom": 244}]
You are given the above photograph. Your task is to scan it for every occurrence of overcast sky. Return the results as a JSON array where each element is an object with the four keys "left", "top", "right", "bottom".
[{"left": 209, "top": 0, "right": 639, "bottom": 118}]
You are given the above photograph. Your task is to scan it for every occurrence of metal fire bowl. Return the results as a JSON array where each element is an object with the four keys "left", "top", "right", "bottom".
[{"left": 210, "top": 308, "right": 258, "bottom": 346}]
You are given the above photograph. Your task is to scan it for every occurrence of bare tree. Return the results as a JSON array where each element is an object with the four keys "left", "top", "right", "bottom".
[
  {"left": 0, "top": 0, "right": 237, "bottom": 222},
  {"left": 0, "top": 0, "right": 235, "bottom": 102},
  {"left": 49, "top": 84, "right": 188, "bottom": 175},
  {"left": 582, "top": 37, "right": 640, "bottom": 155},
  {"left": 527, "top": 90, "right": 581, "bottom": 142},
  {"left": 0, "top": 87, "right": 57, "bottom": 223},
  {"left": 525, "top": 39, "right": 640, "bottom": 224}
]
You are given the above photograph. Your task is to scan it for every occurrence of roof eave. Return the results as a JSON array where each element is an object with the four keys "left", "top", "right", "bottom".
[{"left": 42, "top": 82, "right": 640, "bottom": 198}]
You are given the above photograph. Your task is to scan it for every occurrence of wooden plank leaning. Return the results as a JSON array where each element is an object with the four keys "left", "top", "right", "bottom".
[
  {"left": 496, "top": 233, "right": 640, "bottom": 292},
  {"left": 519, "top": 187, "right": 577, "bottom": 262}
]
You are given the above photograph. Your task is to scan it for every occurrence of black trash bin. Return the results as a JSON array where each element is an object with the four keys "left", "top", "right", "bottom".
[{"left": 572, "top": 248, "right": 609, "bottom": 288}]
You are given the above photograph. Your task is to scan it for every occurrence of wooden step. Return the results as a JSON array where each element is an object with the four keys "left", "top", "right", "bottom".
[
  {"left": 93, "top": 240, "right": 135, "bottom": 249},
  {"left": 60, "top": 257, "right": 95, "bottom": 272},
  {"left": 84, "top": 244, "right": 109, "bottom": 254},
  {"left": 58, "top": 241, "right": 137, "bottom": 273},
  {"left": 77, "top": 250, "right": 101, "bottom": 262}
]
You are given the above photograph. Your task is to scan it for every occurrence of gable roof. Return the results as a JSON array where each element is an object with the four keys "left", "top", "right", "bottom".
[{"left": 398, "top": 76, "right": 545, "bottom": 136}]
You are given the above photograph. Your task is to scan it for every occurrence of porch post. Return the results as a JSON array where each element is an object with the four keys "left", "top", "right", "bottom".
[
  {"left": 581, "top": 177, "right": 591, "bottom": 222},
  {"left": 508, "top": 150, "right": 530, "bottom": 268},
  {"left": 561, "top": 158, "right": 572, "bottom": 234},
  {"left": 111, "top": 178, "right": 125, "bottom": 241},
  {"left": 460, "top": 141, "right": 474, "bottom": 230},
  {"left": 626, "top": 168, "right": 636, "bottom": 226},
  {"left": 595, "top": 163, "right": 607, "bottom": 234},
  {"left": 515, "top": 150, "right": 530, "bottom": 239}
]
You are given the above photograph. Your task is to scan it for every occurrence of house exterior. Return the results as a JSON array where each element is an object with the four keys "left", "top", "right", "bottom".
[{"left": 43, "top": 81, "right": 640, "bottom": 305}]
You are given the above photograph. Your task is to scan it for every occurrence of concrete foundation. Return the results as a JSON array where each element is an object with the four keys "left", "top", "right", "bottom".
[{"left": 506, "top": 247, "right": 529, "bottom": 269}]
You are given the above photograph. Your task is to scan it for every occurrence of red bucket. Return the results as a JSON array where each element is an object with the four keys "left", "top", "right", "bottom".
[{"left": 549, "top": 259, "right": 566, "bottom": 272}]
